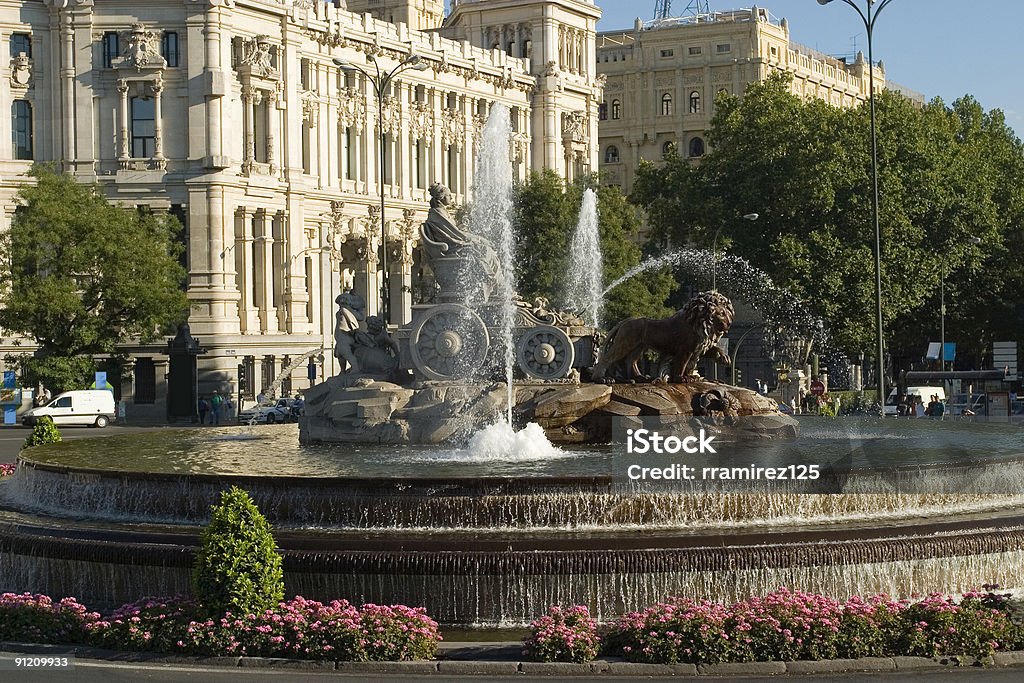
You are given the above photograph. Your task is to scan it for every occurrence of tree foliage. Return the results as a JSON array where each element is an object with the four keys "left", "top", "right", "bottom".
[
  {"left": 631, "top": 73, "right": 1024, "bottom": 363},
  {"left": 513, "top": 170, "right": 674, "bottom": 327},
  {"left": 0, "top": 166, "right": 188, "bottom": 390},
  {"left": 193, "top": 486, "right": 285, "bottom": 617}
]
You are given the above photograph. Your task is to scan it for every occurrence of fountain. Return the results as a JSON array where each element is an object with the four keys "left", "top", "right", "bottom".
[
  {"left": 2, "top": 108, "right": 1022, "bottom": 628},
  {"left": 566, "top": 188, "right": 603, "bottom": 327}
]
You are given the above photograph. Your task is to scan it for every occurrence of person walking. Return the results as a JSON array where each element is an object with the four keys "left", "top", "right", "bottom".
[
  {"left": 198, "top": 396, "right": 210, "bottom": 425},
  {"left": 210, "top": 391, "right": 223, "bottom": 425}
]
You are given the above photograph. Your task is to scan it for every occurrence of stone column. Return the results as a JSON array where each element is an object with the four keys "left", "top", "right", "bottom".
[
  {"left": 390, "top": 211, "right": 416, "bottom": 326},
  {"left": 152, "top": 76, "right": 166, "bottom": 169},
  {"left": 236, "top": 208, "right": 260, "bottom": 333},
  {"left": 257, "top": 210, "right": 277, "bottom": 333},
  {"left": 241, "top": 85, "right": 256, "bottom": 174},
  {"left": 273, "top": 210, "right": 288, "bottom": 331},
  {"left": 266, "top": 91, "right": 277, "bottom": 174},
  {"left": 117, "top": 79, "right": 130, "bottom": 166}
]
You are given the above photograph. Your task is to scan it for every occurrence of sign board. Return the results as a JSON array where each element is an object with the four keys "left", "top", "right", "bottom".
[
  {"left": 2, "top": 371, "right": 14, "bottom": 389},
  {"left": 222, "top": 349, "right": 237, "bottom": 357},
  {"left": 925, "top": 343, "right": 956, "bottom": 362},
  {"left": 988, "top": 391, "right": 1010, "bottom": 420},
  {"left": 3, "top": 407, "right": 15, "bottom": 425},
  {"left": 91, "top": 371, "right": 113, "bottom": 391},
  {"left": 810, "top": 380, "right": 826, "bottom": 397},
  {"left": 993, "top": 341, "right": 1018, "bottom": 378}
]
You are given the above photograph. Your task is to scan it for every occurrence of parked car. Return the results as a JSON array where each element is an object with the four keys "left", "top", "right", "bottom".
[
  {"left": 22, "top": 390, "right": 116, "bottom": 428},
  {"left": 238, "top": 398, "right": 296, "bottom": 425}
]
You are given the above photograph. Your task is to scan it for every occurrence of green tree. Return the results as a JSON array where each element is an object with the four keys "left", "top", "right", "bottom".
[
  {"left": 0, "top": 166, "right": 188, "bottom": 391},
  {"left": 513, "top": 170, "right": 673, "bottom": 326},
  {"left": 631, "top": 73, "right": 1024, "bottom": 361}
]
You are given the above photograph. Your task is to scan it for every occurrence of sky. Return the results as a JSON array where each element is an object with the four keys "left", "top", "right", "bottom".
[{"left": 595, "top": 0, "right": 1022, "bottom": 137}]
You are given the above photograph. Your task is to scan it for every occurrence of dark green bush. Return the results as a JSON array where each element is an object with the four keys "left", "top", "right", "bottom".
[
  {"left": 192, "top": 486, "right": 284, "bottom": 616},
  {"left": 24, "top": 416, "right": 61, "bottom": 449}
]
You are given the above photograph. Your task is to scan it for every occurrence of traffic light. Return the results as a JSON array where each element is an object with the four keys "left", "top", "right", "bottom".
[
  {"left": 734, "top": 368, "right": 742, "bottom": 386},
  {"left": 238, "top": 364, "right": 247, "bottom": 393}
]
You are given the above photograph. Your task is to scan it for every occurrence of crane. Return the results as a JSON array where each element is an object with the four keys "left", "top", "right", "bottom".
[{"left": 654, "top": 1, "right": 711, "bottom": 21}]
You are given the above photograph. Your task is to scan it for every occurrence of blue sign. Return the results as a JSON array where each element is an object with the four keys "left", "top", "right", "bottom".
[
  {"left": 943, "top": 343, "right": 956, "bottom": 363},
  {"left": 307, "top": 360, "right": 317, "bottom": 381},
  {"left": 3, "top": 407, "right": 15, "bottom": 425},
  {"left": 91, "top": 371, "right": 113, "bottom": 391},
  {"left": 2, "top": 371, "right": 14, "bottom": 389}
]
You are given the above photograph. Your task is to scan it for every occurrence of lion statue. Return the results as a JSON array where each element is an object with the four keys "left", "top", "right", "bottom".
[{"left": 591, "top": 291, "right": 735, "bottom": 383}]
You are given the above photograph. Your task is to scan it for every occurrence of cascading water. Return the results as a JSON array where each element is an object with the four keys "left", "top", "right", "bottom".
[
  {"left": 466, "top": 104, "right": 517, "bottom": 424},
  {"left": 603, "top": 248, "right": 830, "bottom": 349},
  {"left": 565, "top": 188, "right": 603, "bottom": 327}
]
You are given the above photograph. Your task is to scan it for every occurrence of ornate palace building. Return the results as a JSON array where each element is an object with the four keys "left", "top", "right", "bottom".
[
  {"left": 0, "top": 0, "right": 602, "bottom": 418},
  {"left": 596, "top": 7, "right": 921, "bottom": 194}
]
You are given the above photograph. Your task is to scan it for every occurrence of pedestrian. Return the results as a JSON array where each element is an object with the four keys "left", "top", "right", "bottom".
[
  {"left": 210, "top": 390, "right": 223, "bottom": 425},
  {"left": 897, "top": 394, "right": 910, "bottom": 417},
  {"left": 223, "top": 396, "right": 234, "bottom": 421},
  {"left": 198, "top": 396, "right": 210, "bottom": 424}
]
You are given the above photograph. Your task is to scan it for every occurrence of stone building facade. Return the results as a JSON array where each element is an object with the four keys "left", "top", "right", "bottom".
[
  {"left": 596, "top": 7, "right": 903, "bottom": 194},
  {"left": 0, "top": 0, "right": 602, "bottom": 418}
]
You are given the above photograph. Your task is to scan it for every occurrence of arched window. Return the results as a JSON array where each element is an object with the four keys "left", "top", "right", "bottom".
[
  {"left": 611, "top": 99, "right": 621, "bottom": 120},
  {"left": 11, "top": 100, "right": 32, "bottom": 160},
  {"left": 662, "top": 141, "right": 675, "bottom": 158},
  {"left": 689, "top": 90, "right": 701, "bottom": 114},
  {"left": 661, "top": 93, "right": 673, "bottom": 116},
  {"left": 688, "top": 137, "right": 706, "bottom": 158},
  {"left": 604, "top": 145, "right": 619, "bottom": 163}
]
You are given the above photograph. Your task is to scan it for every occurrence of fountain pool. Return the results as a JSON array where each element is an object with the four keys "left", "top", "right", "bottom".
[{"left": 2, "top": 419, "right": 1024, "bottom": 625}]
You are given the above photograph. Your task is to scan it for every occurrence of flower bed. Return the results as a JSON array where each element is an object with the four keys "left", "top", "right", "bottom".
[
  {"left": 0, "top": 593, "right": 440, "bottom": 662},
  {"left": 526, "top": 588, "right": 1024, "bottom": 664},
  {"left": 0, "top": 463, "right": 15, "bottom": 478},
  {"left": 523, "top": 605, "right": 600, "bottom": 663}
]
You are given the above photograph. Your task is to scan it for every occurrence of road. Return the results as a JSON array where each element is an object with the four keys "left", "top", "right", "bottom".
[{"left": 2, "top": 653, "right": 1024, "bottom": 683}]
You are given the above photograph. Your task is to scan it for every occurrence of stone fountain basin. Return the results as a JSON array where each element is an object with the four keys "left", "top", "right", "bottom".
[
  {"left": 299, "top": 379, "right": 798, "bottom": 445},
  {"left": 3, "top": 422, "right": 1023, "bottom": 625}
]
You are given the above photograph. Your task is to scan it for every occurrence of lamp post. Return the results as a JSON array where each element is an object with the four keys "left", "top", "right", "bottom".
[
  {"left": 939, "top": 236, "right": 982, "bottom": 371},
  {"left": 333, "top": 53, "right": 429, "bottom": 326},
  {"left": 711, "top": 212, "right": 759, "bottom": 292},
  {"left": 816, "top": 0, "right": 897, "bottom": 415}
]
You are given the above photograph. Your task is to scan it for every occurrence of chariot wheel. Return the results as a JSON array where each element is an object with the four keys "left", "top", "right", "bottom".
[
  {"left": 516, "top": 326, "right": 575, "bottom": 380},
  {"left": 409, "top": 304, "right": 490, "bottom": 381}
]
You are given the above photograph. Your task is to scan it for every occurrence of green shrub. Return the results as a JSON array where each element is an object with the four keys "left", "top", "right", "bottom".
[
  {"left": 24, "top": 416, "right": 61, "bottom": 449},
  {"left": 192, "top": 486, "right": 284, "bottom": 616}
]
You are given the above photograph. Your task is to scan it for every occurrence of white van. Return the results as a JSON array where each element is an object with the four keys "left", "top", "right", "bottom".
[
  {"left": 22, "top": 390, "right": 116, "bottom": 428},
  {"left": 884, "top": 386, "right": 946, "bottom": 416}
]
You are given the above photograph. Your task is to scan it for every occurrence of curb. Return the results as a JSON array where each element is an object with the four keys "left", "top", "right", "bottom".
[{"left": 4, "top": 641, "right": 1024, "bottom": 676}]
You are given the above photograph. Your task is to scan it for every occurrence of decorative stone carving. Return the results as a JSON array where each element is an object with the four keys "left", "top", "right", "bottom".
[
  {"left": 440, "top": 108, "right": 465, "bottom": 150},
  {"left": 510, "top": 132, "right": 529, "bottom": 163},
  {"left": 379, "top": 95, "right": 401, "bottom": 135},
  {"left": 238, "top": 35, "right": 278, "bottom": 80},
  {"left": 561, "top": 111, "right": 587, "bottom": 144},
  {"left": 9, "top": 54, "right": 30, "bottom": 88},
  {"left": 514, "top": 298, "right": 585, "bottom": 328},
  {"left": 337, "top": 86, "right": 366, "bottom": 129},
  {"left": 116, "top": 23, "right": 166, "bottom": 72},
  {"left": 470, "top": 113, "right": 486, "bottom": 145},
  {"left": 409, "top": 101, "right": 433, "bottom": 142},
  {"left": 301, "top": 93, "right": 319, "bottom": 127}
]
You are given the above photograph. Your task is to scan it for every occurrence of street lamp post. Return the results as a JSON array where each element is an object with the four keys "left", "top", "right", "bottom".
[
  {"left": 711, "top": 212, "right": 759, "bottom": 292},
  {"left": 333, "top": 53, "right": 429, "bottom": 326},
  {"left": 816, "top": 0, "right": 897, "bottom": 414}
]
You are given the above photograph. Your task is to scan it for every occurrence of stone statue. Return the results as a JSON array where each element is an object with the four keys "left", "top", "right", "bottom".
[
  {"left": 592, "top": 291, "right": 735, "bottom": 383},
  {"left": 334, "top": 292, "right": 399, "bottom": 375},
  {"left": 334, "top": 290, "right": 366, "bottom": 373},
  {"left": 420, "top": 182, "right": 504, "bottom": 301}
]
